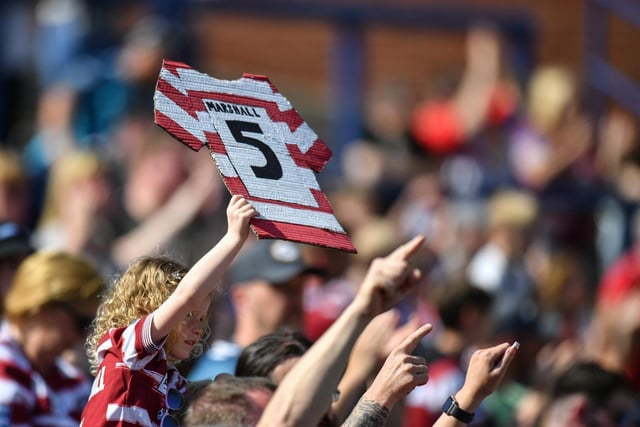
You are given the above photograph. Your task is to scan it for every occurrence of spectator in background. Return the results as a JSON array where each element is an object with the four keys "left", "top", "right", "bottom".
[
  {"left": 508, "top": 65, "right": 600, "bottom": 290},
  {"left": 593, "top": 109, "right": 639, "bottom": 268},
  {"left": 0, "top": 221, "right": 34, "bottom": 316},
  {"left": 235, "top": 330, "right": 312, "bottom": 384},
  {"left": 586, "top": 238, "right": 640, "bottom": 392},
  {"left": 33, "top": 150, "right": 116, "bottom": 275},
  {"left": 178, "top": 376, "right": 277, "bottom": 427},
  {"left": 534, "top": 361, "right": 639, "bottom": 427},
  {"left": 410, "top": 24, "right": 505, "bottom": 158},
  {"left": 466, "top": 188, "right": 539, "bottom": 329},
  {"left": 339, "top": 79, "right": 422, "bottom": 214},
  {"left": 0, "top": 251, "right": 103, "bottom": 426},
  {"left": 0, "top": 149, "right": 32, "bottom": 227},
  {"left": 22, "top": 83, "right": 79, "bottom": 195},
  {"left": 404, "top": 281, "right": 494, "bottom": 427},
  {"left": 188, "top": 239, "right": 314, "bottom": 381},
  {"left": 108, "top": 130, "right": 224, "bottom": 270}
]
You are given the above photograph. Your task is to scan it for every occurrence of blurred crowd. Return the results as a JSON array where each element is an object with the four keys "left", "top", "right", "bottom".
[{"left": 1, "top": 0, "right": 640, "bottom": 426}]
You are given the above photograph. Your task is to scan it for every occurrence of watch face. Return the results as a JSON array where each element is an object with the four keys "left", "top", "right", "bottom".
[{"left": 443, "top": 396, "right": 456, "bottom": 414}]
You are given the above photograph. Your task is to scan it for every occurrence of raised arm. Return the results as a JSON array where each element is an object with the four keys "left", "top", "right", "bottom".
[
  {"left": 332, "top": 310, "right": 417, "bottom": 423},
  {"left": 151, "top": 194, "right": 256, "bottom": 342},
  {"left": 111, "top": 157, "right": 222, "bottom": 268},
  {"left": 342, "top": 323, "right": 433, "bottom": 426},
  {"left": 434, "top": 341, "right": 519, "bottom": 427},
  {"left": 257, "top": 235, "right": 425, "bottom": 427}
]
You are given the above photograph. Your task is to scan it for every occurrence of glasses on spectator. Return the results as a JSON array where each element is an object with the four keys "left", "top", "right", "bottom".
[{"left": 160, "top": 387, "right": 184, "bottom": 427}]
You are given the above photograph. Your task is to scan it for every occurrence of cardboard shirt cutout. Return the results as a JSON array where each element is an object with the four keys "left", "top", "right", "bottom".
[{"left": 154, "top": 60, "right": 356, "bottom": 253}]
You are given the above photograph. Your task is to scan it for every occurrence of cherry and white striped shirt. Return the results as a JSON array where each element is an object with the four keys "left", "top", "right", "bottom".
[
  {"left": 80, "top": 314, "right": 186, "bottom": 427},
  {"left": 0, "top": 321, "right": 91, "bottom": 427}
]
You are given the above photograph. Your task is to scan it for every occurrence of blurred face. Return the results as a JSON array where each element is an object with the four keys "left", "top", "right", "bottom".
[
  {"left": 125, "top": 145, "right": 186, "bottom": 220},
  {"left": 239, "top": 276, "right": 305, "bottom": 336},
  {"left": 0, "top": 182, "right": 30, "bottom": 226},
  {"left": 20, "top": 304, "right": 92, "bottom": 373},
  {"left": 166, "top": 298, "right": 210, "bottom": 362}
]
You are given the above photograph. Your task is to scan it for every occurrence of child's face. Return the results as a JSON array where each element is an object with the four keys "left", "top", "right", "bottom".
[{"left": 166, "top": 298, "right": 210, "bottom": 361}]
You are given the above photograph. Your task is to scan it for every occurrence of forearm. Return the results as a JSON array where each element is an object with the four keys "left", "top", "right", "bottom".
[
  {"left": 341, "top": 397, "right": 390, "bottom": 427},
  {"left": 432, "top": 364, "right": 497, "bottom": 427},
  {"left": 179, "top": 231, "right": 245, "bottom": 300},
  {"left": 332, "top": 366, "right": 371, "bottom": 424},
  {"left": 258, "top": 302, "right": 372, "bottom": 427},
  {"left": 112, "top": 178, "right": 209, "bottom": 267}
]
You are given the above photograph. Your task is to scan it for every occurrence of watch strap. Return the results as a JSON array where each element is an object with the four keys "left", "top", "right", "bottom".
[{"left": 442, "top": 395, "right": 475, "bottom": 424}]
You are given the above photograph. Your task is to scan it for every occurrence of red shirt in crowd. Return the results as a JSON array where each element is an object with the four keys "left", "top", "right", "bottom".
[{"left": 0, "top": 321, "right": 91, "bottom": 426}]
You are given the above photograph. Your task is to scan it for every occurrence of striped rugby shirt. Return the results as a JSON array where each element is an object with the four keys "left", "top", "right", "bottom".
[
  {"left": 0, "top": 321, "right": 91, "bottom": 426},
  {"left": 80, "top": 314, "right": 186, "bottom": 427}
]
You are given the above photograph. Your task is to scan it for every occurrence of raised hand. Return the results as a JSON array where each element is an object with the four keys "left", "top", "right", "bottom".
[
  {"left": 226, "top": 194, "right": 258, "bottom": 242},
  {"left": 355, "top": 235, "right": 425, "bottom": 316},
  {"left": 366, "top": 323, "right": 432, "bottom": 408},
  {"left": 342, "top": 323, "right": 433, "bottom": 427},
  {"left": 456, "top": 342, "right": 519, "bottom": 412}
]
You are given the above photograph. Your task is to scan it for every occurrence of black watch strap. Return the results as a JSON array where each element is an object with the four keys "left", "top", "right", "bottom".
[{"left": 442, "top": 395, "right": 475, "bottom": 424}]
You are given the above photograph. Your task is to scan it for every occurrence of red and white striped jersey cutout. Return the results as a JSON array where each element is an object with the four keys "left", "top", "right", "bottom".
[{"left": 154, "top": 59, "right": 357, "bottom": 253}]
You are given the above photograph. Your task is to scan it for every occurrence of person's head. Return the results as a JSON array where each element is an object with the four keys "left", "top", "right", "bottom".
[
  {"left": 538, "top": 361, "right": 637, "bottom": 427},
  {"left": 235, "top": 330, "right": 312, "bottom": 384},
  {"left": 527, "top": 65, "right": 577, "bottom": 134},
  {"left": 229, "top": 240, "right": 310, "bottom": 345},
  {"left": 4, "top": 251, "right": 103, "bottom": 371},
  {"left": 37, "top": 150, "right": 111, "bottom": 227},
  {"left": 485, "top": 188, "right": 538, "bottom": 254},
  {"left": 124, "top": 136, "right": 187, "bottom": 221},
  {"left": 235, "top": 331, "right": 337, "bottom": 427},
  {"left": 87, "top": 256, "right": 210, "bottom": 374},
  {"left": 432, "top": 280, "right": 494, "bottom": 342},
  {"left": 180, "top": 376, "right": 276, "bottom": 427}
]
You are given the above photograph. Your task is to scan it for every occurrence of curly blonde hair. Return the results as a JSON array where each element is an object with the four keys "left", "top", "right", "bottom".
[{"left": 86, "top": 256, "right": 210, "bottom": 374}]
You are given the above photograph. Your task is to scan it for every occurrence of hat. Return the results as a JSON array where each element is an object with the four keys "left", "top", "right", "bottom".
[
  {"left": 0, "top": 221, "right": 33, "bottom": 259},
  {"left": 230, "top": 240, "right": 307, "bottom": 286}
]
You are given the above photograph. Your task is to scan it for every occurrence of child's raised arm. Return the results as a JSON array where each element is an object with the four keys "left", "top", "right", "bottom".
[{"left": 151, "top": 194, "right": 256, "bottom": 343}]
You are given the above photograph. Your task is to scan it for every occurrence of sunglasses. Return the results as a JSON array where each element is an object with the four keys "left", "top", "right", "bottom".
[{"left": 160, "top": 387, "right": 184, "bottom": 427}]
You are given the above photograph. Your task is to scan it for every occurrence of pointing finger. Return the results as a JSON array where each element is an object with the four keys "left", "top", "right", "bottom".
[
  {"left": 388, "top": 235, "right": 425, "bottom": 262},
  {"left": 399, "top": 323, "right": 433, "bottom": 354}
]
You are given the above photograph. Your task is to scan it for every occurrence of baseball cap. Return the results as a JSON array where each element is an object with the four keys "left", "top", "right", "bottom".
[
  {"left": 0, "top": 221, "right": 33, "bottom": 259},
  {"left": 230, "top": 240, "right": 308, "bottom": 286}
]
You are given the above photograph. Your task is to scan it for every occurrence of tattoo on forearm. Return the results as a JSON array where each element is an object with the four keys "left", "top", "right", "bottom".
[{"left": 342, "top": 398, "right": 389, "bottom": 427}]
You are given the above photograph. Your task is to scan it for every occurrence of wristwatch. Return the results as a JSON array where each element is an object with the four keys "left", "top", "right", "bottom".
[{"left": 442, "top": 395, "right": 475, "bottom": 424}]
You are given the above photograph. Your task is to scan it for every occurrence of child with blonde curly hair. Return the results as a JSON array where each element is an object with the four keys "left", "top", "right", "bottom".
[{"left": 81, "top": 195, "right": 256, "bottom": 427}]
